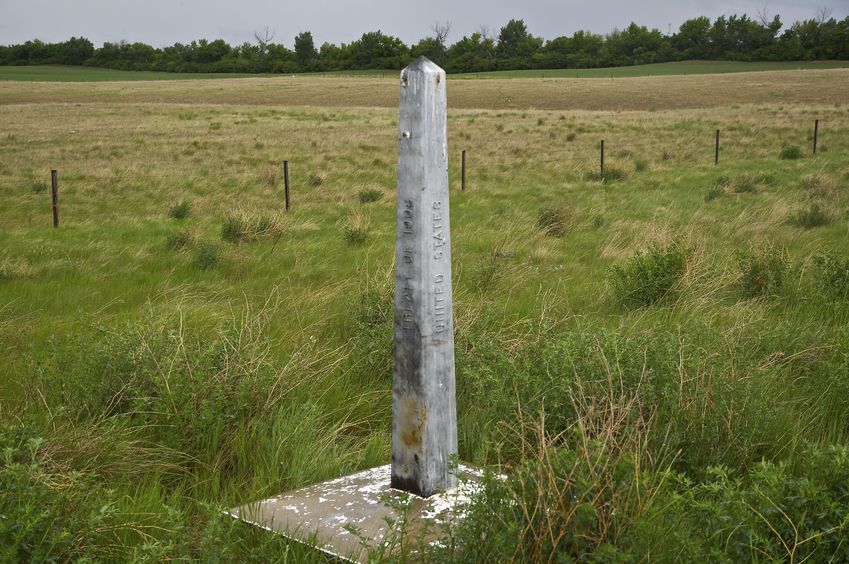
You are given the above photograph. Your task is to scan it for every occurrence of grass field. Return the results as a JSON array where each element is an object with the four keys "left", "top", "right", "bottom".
[
  {"left": 1, "top": 68, "right": 849, "bottom": 561},
  {"left": 454, "top": 59, "right": 849, "bottom": 79}
]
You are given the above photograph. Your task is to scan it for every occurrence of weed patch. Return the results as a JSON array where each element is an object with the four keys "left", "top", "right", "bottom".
[
  {"left": 358, "top": 188, "right": 382, "bottom": 204},
  {"left": 344, "top": 210, "right": 369, "bottom": 246},
  {"left": 220, "top": 212, "right": 283, "bottom": 243},
  {"left": 812, "top": 252, "right": 849, "bottom": 300},
  {"left": 610, "top": 241, "right": 690, "bottom": 308},
  {"left": 735, "top": 243, "right": 788, "bottom": 298},
  {"left": 192, "top": 240, "right": 220, "bottom": 269},
  {"left": 779, "top": 145, "right": 803, "bottom": 159},
  {"left": 585, "top": 166, "right": 628, "bottom": 183},
  {"left": 536, "top": 206, "right": 573, "bottom": 237},
  {"left": 791, "top": 203, "right": 830, "bottom": 229},
  {"left": 165, "top": 229, "right": 196, "bottom": 250},
  {"left": 168, "top": 200, "right": 190, "bottom": 219}
]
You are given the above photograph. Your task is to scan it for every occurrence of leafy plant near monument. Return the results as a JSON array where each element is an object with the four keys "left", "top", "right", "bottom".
[
  {"left": 610, "top": 240, "right": 691, "bottom": 308},
  {"left": 736, "top": 242, "right": 788, "bottom": 298}
]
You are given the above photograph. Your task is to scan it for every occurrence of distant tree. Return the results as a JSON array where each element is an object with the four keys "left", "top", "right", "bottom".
[
  {"left": 497, "top": 19, "right": 530, "bottom": 58},
  {"left": 317, "top": 41, "right": 344, "bottom": 70},
  {"left": 496, "top": 19, "right": 542, "bottom": 69},
  {"left": 348, "top": 30, "right": 409, "bottom": 69},
  {"left": 253, "top": 27, "right": 275, "bottom": 56},
  {"left": 674, "top": 17, "right": 712, "bottom": 59},
  {"left": 57, "top": 37, "right": 94, "bottom": 65},
  {"left": 411, "top": 21, "right": 451, "bottom": 65},
  {"left": 294, "top": 31, "right": 318, "bottom": 70},
  {"left": 444, "top": 31, "right": 496, "bottom": 72}
]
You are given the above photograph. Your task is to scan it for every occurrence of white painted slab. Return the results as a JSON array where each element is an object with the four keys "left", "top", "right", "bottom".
[{"left": 228, "top": 464, "right": 482, "bottom": 562}]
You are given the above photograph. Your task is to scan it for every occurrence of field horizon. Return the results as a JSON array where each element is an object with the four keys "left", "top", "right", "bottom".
[{"left": 2, "top": 59, "right": 849, "bottom": 83}]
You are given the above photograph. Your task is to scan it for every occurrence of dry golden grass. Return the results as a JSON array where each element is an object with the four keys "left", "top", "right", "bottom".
[{"left": 1, "top": 69, "right": 847, "bottom": 110}]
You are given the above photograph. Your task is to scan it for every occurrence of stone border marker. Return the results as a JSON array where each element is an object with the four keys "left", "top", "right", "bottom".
[
  {"left": 228, "top": 57, "right": 471, "bottom": 562},
  {"left": 392, "top": 56, "right": 458, "bottom": 499}
]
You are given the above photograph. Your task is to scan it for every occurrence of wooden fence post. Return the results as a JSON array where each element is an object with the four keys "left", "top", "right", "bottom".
[
  {"left": 283, "top": 160, "right": 290, "bottom": 211},
  {"left": 813, "top": 119, "right": 819, "bottom": 154},
  {"left": 51, "top": 169, "right": 59, "bottom": 228},
  {"left": 461, "top": 149, "right": 466, "bottom": 192},
  {"left": 600, "top": 140, "right": 605, "bottom": 176},
  {"left": 715, "top": 130, "right": 720, "bottom": 165}
]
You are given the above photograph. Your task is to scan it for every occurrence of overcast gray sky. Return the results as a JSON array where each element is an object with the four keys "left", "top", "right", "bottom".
[{"left": 0, "top": 0, "right": 846, "bottom": 48}]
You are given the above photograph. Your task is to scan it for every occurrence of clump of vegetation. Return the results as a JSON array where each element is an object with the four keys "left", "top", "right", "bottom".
[
  {"left": 0, "top": 257, "right": 31, "bottom": 281},
  {"left": 31, "top": 180, "right": 48, "bottom": 193},
  {"left": 536, "top": 206, "right": 572, "bottom": 237},
  {"left": 704, "top": 186, "right": 724, "bottom": 201},
  {"left": 358, "top": 188, "right": 382, "bottom": 204},
  {"left": 714, "top": 174, "right": 731, "bottom": 187},
  {"left": 565, "top": 132, "right": 577, "bottom": 142},
  {"left": 260, "top": 167, "right": 276, "bottom": 187},
  {"left": 610, "top": 240, "right": 690, "bottom": 308},
  {"left": 344, "top": 210, "right": 369, "bottom": 246},
  {"left": 634, "top": 159, "right": 648, "bottom": 172},
  {"left": 308, "top": 174, "right": 323, "bottom": 187},
  {"left": 730, "top": 172, "right": 773, "bottom": 194},
  {"left": 165, "top": 228, "right": 196, "bottom": 250},
  {"left": 168, "top": 200, "right": 190, "bottom": 219},
  {"left": 732, "top": 174, "right": 758, "bottom": 193},
  {"left": 192, "top": 240, "right": 220, "bottom": 269},
  {"left": 812, "top": 252, "right": 849, "bottom": 300},
  {"left": 799, "top": 173, "right": 835, "bottom": 198},
  {"left": 586, "top": 166, "right": 628, "bottom": 183},
  {"left": 791, "top": 203, "right": 830, "bottom": 229},
  {"left": 735, "top": 243, "right": 788, "bottom": 298},
  {"left": 431, "top": 440, "right": 849, "bottom": 563},
  {"left": 220, "top": 212, "right": 283, "bottom": 243},
  {"left": 779, "top": 145, "right": 803, "bottom": 160},
  {"left": 473, "top": 243, "right": 514, "bottom": 293}
]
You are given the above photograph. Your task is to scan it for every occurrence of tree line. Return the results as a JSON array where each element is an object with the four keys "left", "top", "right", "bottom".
[{"left": 1, "top": 13, "right": 848, "bottom": 74}]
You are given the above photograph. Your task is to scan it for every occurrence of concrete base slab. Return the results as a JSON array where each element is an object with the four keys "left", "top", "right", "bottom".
[{"left": 228, "top": 464, "right": 481, "bottom": 562}]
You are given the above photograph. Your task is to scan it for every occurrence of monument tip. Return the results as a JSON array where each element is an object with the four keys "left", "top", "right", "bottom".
[{"left": 404, "top": 56, "right": 443, "bottom": 74}]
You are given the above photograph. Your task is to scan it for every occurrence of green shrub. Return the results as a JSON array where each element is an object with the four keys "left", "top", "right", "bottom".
[
  {"left": 31, "top": 180, "right": 48, "bottom": 194},
  {"left": 358, "top": 188, "right": 382, "bottom": 204},
  {"left": 812, "top": 252, "right": 849, "bottom": 300},
  {"left": 344, "top": 225, "right": 368, "bottom": 246},
  {"left": 634, "top": 159, "right": 648, "bottom": 172},
  {"left": 704, "top": 186, "right": 724, "bottom": 202},
  {"left": 536, "top": 206, "right": 572, "bottom": 237},
  {"left": 791, "top": 203, "right": 830, "bottom": 229},
  {"left": 165, "top": 229, "right": 195, "bottom": 250},
  {"left": 610, "top": 241, "right": 690, "bottom": 308},
  {"left": 192, "top": 241, "right": 220, "bottom": 269},
  {"left": 168, "top": 200, "right": 190, "bottom": 219},
  {"left": 735, "top": 243, "right": 788, "bottom": 298},
  {"left": 733, "top": 173, "right": 758, "bottom": 193},
  {"left": 779, "top": 145, "right": 803, "bottom": 160},
  {"left": 0, "top": 432, "right": 126, "bottom": 562},
  {"left": 714, "top": 174, "right": 731, "bottom": 187}
]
